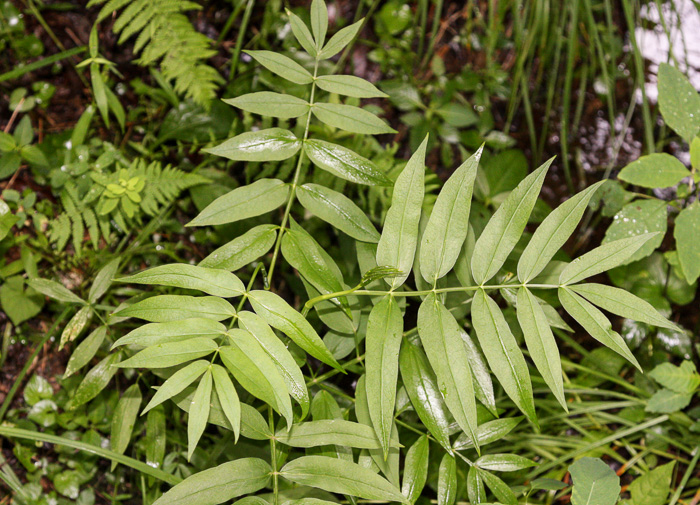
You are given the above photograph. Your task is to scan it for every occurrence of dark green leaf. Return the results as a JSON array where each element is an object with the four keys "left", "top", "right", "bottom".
[
  {"left": 244, "top": 50, "right": 313, "bottom": 84},
  {"left": 224, "top": 92, "right": 309, "bottom": 119},
  {"left": 304, "top": 139, "right": 391, "bottom": 186},
  {"left": 437, "top": 455, "right": 457, "bottom": 505},
  {"left": 115, "top": 295, "right": 236, "bottom": 322},
  {"left": 203, "top": 129, "right": 301, "bottom": 162},
  {"left": 312, "top": 103, "right": 395, "bottom": 134}
]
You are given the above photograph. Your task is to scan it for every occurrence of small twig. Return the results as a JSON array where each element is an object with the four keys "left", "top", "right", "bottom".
[{"left": 3, "top": 98, "right": 24, "bottom": 133}]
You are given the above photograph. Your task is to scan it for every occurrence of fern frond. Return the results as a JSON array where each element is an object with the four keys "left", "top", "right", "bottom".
[{"left": 140, "top": 161, "right": 209, "bottom": 216}]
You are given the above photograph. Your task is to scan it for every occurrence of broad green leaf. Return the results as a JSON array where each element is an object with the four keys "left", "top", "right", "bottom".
[
  {"left": 692, "top": 136, "right": 700, "bottom": 169},
  {"left": 475, "top": 453, "right": 536, "bottom": 472},
  {"left": 118, "top": 338, "right": 218, "bottom": 369},
  {"left": 112, "top": 318, "right": 225, "bottom": 349},
  {"left": 418, "top": 294, "right": 479, "bottom": 451},
  {"left": 220, "top": 331, "right": 294, "bottom": 427},
  {"left": 471, "top": 289, "right": 537, "bottom": 424},
  {"left": 248, "top": 290, "right": 342, "bottom": 370},
  {"left": 315, "top": 75, "right": 387, "bottom": 98},
  {"left": 67, "top": 353, "right": 121, "bottom": 409},
  {"left": 518, "top": 181, "right": 604, "bottom": 282},
  {"left": 437, "top": 455, "right": 457, "bottom": 505},
  {"left": 459, "top": 328, "right": 496, "bottom": 415},
  {"left": 559, "top": 233, "right": 660, "bottom": 285},
  {"left": 646, "top": 388, "right": 693, "bottom": 413},
  {"left": 145, "top": 406, "right": 166, "bottom": 475},
  {"left": 629, "top": 462, "right": 675, "bottom": 505},
  {"left": 319, "top": 19, "right": 362, "bottom": 59},
  {"left": 453, "top": 417, "right": 523, "bottom": 451},
  {"left": 142, "top": 360, "right": 210, "bottom": 414},
  {"left": 287, "top": 10, "right": 317, "bottom": 57},
  {"left": 420, "top": 147, "right": 481, "bottom": 282},
  {"left": 59, "top": 305, "right": 93, "bottom": 349},
  {"left": 312, "top": 103, "right": 395, "bottom": 134},
  {"left": 152, "top": 458, "right": 271, "bottom": 505},
  {"left": 89, "top": 257, "right": 120, "bottom": 303},
  {"left": 238, "top": 310, "right": 309, "bottom": 417},
  {"left": 64, "top": 326, "right": 107, "bottom": 378},
  {"left": 675, "top": 202, "right": 700, "bottom": 284},
  {"left": 276, "top": 420, "right": 393, "bottom": 449},
  {"left": 559, "top": 287, "right": 641, "bottom": 370},
  {"left": 224, "top": 92, "right": 309, "bottom": 119},
  {"left": 471, "top": 158, "right": 551, "bottom": 284},
  {"left": 119, "top": 264, "right": 245, "bottom": 298},
  {"left": 110, "top": 384, "right": 141, "bottom": 465},
  {"left": 304, "top": 139, "right": 392, "bottom": 186},
  {"left": 200, "top": 224, "right": 278, "bottom": 271},
  {"left": 280, "top": 456, "right": 408, "bottom": 504},
  {"left": 658, "top": 63, "right": 700, "bottom": 142},
  {"left": 309, "top": 390, "right": 353, "bottom": 463},
  {"left": 516, "top": 287, "right": 566, "bottom": 410},
  {"left": 211, "top": 364, "right": 241, "bottom": 442},
  {"left": 478, "top": 469, "right": 517, "bottom": 505},
  {"left": 365, "top": 296, "right": 403, "bottom": 458},
  {"left": 569, "top": 283, "right": 679, "bottom": 331},
  {"left": 376, "top": 137, "right": 427, "bottom": 288},
  {"left": 401, "top": 436, "right": 428, "bottom": 504},
  {"left": 530, "top": 478, "right": 567, "bottom": 491},
  {"left": 569, "top": 457, "right": 620, "bottom": 505},
  {"left": 649, "top": 361, "right": 700, "bottom": 394},
  {"left": 602, "top": 200, "right": 666, "bottom": 263},
  {"left": 467, "top": 467, "right": 486, "bottom": 504},
  {"left": 310, "top": 0, "right": 328, "bottom": 47},
  {"left": 187, "top": 367, "right": 212, "bottom": 460},
  {"left": 399, "top": 342, "right": 453, "bottom": 453},
  {"left": 188, "top": 179, "right": 289, "bottom": 227},
  {"left": 115, "top": 295, "right": 235, "bottom": 322},
  {"left": 27, "top": 278, "right": 85, "bottom": 305},
  {"left": 244, "top": 50, "right": 313, "bottom": 84},
  {"left": 618, "top": 153, "right": 690, "bottom": 188},
  {"left": 203, "top": 128, "right": 301, "bottom": 162},
  {"left": 297, "top": 183, "right": 380, "bottom": 242}
]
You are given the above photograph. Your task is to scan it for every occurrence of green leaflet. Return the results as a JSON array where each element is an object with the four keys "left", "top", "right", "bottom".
[
  {"left": 310, "top": 0, "right": 328, "bottom": 48},
  {"left": 67, "top": 353, "right": 121, "bottom": 410},
  {"left": 646, "top": 388, "right": 693, "bottom": 413},
  {"left": 115, "top": 295, "right": 235, "bottom": 322},
  {"left": 152, "top": 458, "right": 271, "bottom": 505},
  {"left": 467, "top": 467, "right": 486, "bottom": 504},
  {"left": 203, "top": 128, "right": 301, "bottom": 162},
  {"left": 558, "top": 287, "right": 641, "bottom": 371},
  {"left": 187, "top": 367, "right": 212, "bottom": 460},
  {"left": 471, "top": 158, "right": 551, "bottom": 284},
  {"left": 475, "top": 453, "right": 536, "bottom": 472},
  {"left": 478, "top": 469, "right": 517, "bottom": 505},
  {"left": 280, "top": 456, "right": 408, "bottom": 504},
  {"left": 89, "top": 257, "right": 120, "bottom": 303},
  {"left": 211, "top": 364, "right": 241, "bottom": 442},
  {"left": 59, "top": 305, "right": 93, "bottom": 349},
  {"left": 248, "top": 289, "right": 342, "bottom": 370},
  {"left": 559, "top": 233, "right": 660, "bottom": 285},
  {"left": 618, "top": 153, "right": 690, "bottom": 188},
  {"left": 224, "top": 92, "right": 309, "bottom": 119},
  {"left": 110, "top": 383, "right": 141, "bottom": 466},
  {"left": 315, "top": 75, "right": 387, "bottom": 98},
  {"left": 117, "top": 338, "right": 217, "bottom": 369},
  {"left": 118, "top": 264, "right": 245, "bottom": 298},
  {"left": 312, "top": 103, "right": 395, "bottom": 135},
  {"left": 276, "top": 420, "right": 396, "bottom": 449},
  {"left": 376, "top": 136, "right": 427, "bottom": 288},
  {"left": 569, "top": 457, "right": 620, "bottom": 505},
  {"left": 437, "top": 455, "right": 457, "bottom": 505},
  {"left": 238, "top": 310, "right": 310, "bottom": 418},
  {"left": 401, "top": 436, "right": 429, "bottom": 504},
  {"left": 658, "top": 63, "right": 700, "bottom": 142},
  {"left": 287, "top": 10, "right": 317, "bottom": 57},
  {"left": 244, "top": 50, "right": 313, "bottom": 84},
  {"left": 304, "top": 139, "right": 392, "bottom": 186},
  {"left": 27, "top": 278, "right": 85, "bottom": 304},
  {"left": 220, "top": 331, "right": 294, "bottom": 428},
  {"left": 145, "top": 406, "right": 166, "bottom": 477},
  {"left": 365, "top": 296, "right": 403, "bottom": 458},
  {"left": 399, "top": 342, "right": 453, "bottom": 453},
  {"left": 297, "top": 183, "right": 380, "bottom": 243},
  {"left": 417, "top": 293, "right": 479, "bottom": 451},
  {"left": 459, "top": 328, "right": 497, "bottom": 415},
  {"left": 200, "top": 224, "right": 278, "bottom": 271},
  {"left": 453, "top": 417, "right": 523, "bottom": 451},
  {"left": 675, "top": 202, "right": 700, "bottom": 284},
  {"left": 518, "top": 181, "right": 604, "bottom": 283},
  {"left": 420, "top": 146, "right": 481, "bottom": 283},
  {"left": 112, "top": 318, "right": 226, "bottom": 349},
  {"left": 319, "top": 19, "right": 362, "bottom": 59},
  {"left": 629, "top": 461, "right": 675, "bottom": 505},
  {"left": 142, "top": 360, "right": 210, "bottom": 414},
  {"left": 649, "top": 361, "right": 700, "bottom": 394},
  {"left": 64, "top": 325, "right": 108, "bottom": 378},
  {"left": 187, "top": 178, "right": 289, "bottom": 227},
  {"left": 569, "top": 283, "right": 679, "bottom": 331},
  {"left": 471, "top": 289, "right": 537, "bottom": 424},
  {"left": 309, "top": 390, "right": 354, "bottom": 463},
  {"left": 516, "top": 287, "right": 566, "bottom": 410}
]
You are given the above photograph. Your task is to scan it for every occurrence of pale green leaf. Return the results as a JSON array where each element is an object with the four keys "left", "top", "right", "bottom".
[
  {"left": 312, "top": 103, "right": 395, "bottom": 134},
  {"left": 437, "top": 455, "right": 457, "bottom": 505},
  {"left": 119, "top": 264, "right": 245, "bottom": 298},
  {"left": 211, "top": 364, "right": 241, "bottom": 442},
  {"left": 203, "top": 128, "right": 301, "bottom": 162},
  {"left": 629, "top": 462, "right": 675, "bottom": 505},
  {"left": 59, "top": 305, "right": 93, "bottom": 350},
  {"left": 459, "top": 328, "right": 497, "bottom": 416},
  {"left": 471, "top": 158, "right": 551, "bottom": 284},
  {"left": 118, "top": 338, "right": 218, "bottom": 369},
  {"left": 675, "top": 202, "right": 700, "bottom": 284},
  {"left": 646, "top": 388, "right": 693, "bottom": 413},
  {"left": 618, "top": 153, "right": 690, "bottom": 188},
  {"left": 658, "top": 63, "right": 700, "bottom": 142},
  {"left": 142, "top": 360, "right": 210, "bottom": 414},
  {"left": 376, "top": 136, "right": 427, "bottom": 288},
  {"left": 64, "top": 326, "right": 107, "bottom": 378},
  {"left": 319, "top": 20, "right": 363, "bottom": 59},
  {"left": 244, "top": 50, "right": 313, "bottom": 84},
  {"left": 188, "top": 179, "right": 289, "bottom": 227},
  {"left": 315, "top": 75, "right": 387, "bottom": 98},
  {"left": 115, "top": 295, "right": 236, "bottom": 322},
  {"left": 110, "top": 383, "right": 142, "bottom": 465},
  {"left": 475, "top": 453, "right": 536, "bottom": 472},
  {"left": 602, "top": 200, "right": 666, "bottom": 264},
  {"left": 453, "top": 417, "right": 523, "bottom": 451},
  {"left": 89, "top": 257, "right": 120, "bottom": 303},
  {"left": 200, "top": 224, "right": 278, "bottom": 271},
  {"left": 401, "top": 436, "right": 428, "bottom": 504},
  {"left": 287, "top": 10, "right": 317, "bottom": 57},
  {"left": 310, "top": 0, "right": 328, "bottom": 47},
  {"left": 224, "top": 92, "right": 309, "bottom": 119},
  {"left": 304, "top": 139, "right": 391, "bottom": 186},
  {"left": 649, "top": 361, "right": 700, "bottom": 394},
  {"left": 67, "top": 353, "right": 121, "bottom": 410},
  {"left": 276, "top": 420, "right": 394, "bottom": 449},
  {"left": 27, "top": 278, "right": 85, "bottom": 305},
  {"left": 187, "top": 367, "right": 212, "bottom": 460},
  {"left": 112, "top": 318, "right": 225, "bottom": 349},
  {"left": 569, "top": 457, "right": 620, "bottom": 505}
]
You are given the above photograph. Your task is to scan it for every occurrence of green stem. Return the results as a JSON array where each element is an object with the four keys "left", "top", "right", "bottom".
[
  {"left": 269, "top": 406, "right": 279, "bottom": 505},
  {"left": 0, "top": 307, "right": 70, "bottom": 423},
  {"left": 669, "top": 445, "right": 700, "bottom": 505},
  {"left": 230, "top": 0, "right": 255, "bottom": 78}
]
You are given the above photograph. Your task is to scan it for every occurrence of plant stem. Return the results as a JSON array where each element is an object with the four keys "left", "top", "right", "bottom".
[
  {"left": 268, "top": 406, "right": 279, "bottom": 505},
  {"left": 230, "top": 0, "right": 255, "bottom": 78}
]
